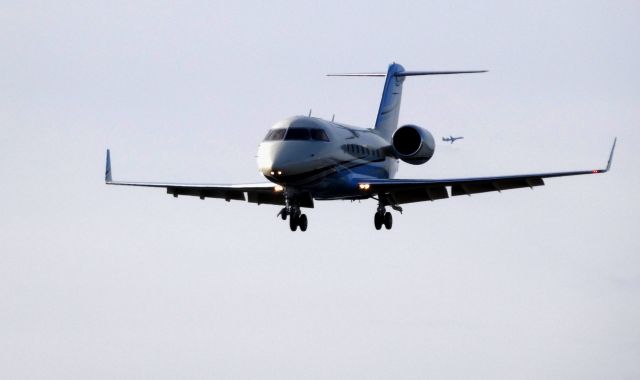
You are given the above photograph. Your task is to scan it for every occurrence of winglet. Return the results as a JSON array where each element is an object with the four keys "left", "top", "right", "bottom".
[
  {"left": 105, "top": 149, "right": 112, "bottom": 183},
  {"left": 605, "top": 137, "right": 617, "bottom": 172},
  {"left": 593, "top": 138, "right": 616, "bottom": 174}
]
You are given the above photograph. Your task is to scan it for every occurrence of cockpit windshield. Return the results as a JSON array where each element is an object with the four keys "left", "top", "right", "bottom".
[
  {"left": 264, "top": 127, "right": 330, "bottom": 142},
  {"left": 285, "top": 128, "right": 330, "bottom": 141},
  {"left": 263, "top": 128, "right": 286, "bottom": 141},
  {"left": 310, "top": 129, "right": 329, "bottom": 141},
  {"left": 285, "top": 128, "right": 310, "bottom": 140}
]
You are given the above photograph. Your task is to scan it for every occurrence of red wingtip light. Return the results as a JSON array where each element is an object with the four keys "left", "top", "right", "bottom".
[{"left": 592, "top": 170, "right": 600, "bottom": 173}]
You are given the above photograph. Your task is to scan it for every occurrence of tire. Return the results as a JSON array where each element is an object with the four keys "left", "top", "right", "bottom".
[
  {"left": 374, "top": 212, "right": 383, "bottom": 230},
  {"left": 384, "top": 212, "right": 393, "bottom": 230},
  {"left": 281, "top": 211, "right": 287, "bottom": 220},
  {"left": 289, "top": 214, "right": 298, "bottom": 231},
  {"left": 299, "top": 214, "right": 308, "bottom": 232}
]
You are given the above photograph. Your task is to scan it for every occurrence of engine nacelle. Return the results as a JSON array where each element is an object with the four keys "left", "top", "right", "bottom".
[{"left": 391, "top": 125, "right": 436, "bottom": 165}]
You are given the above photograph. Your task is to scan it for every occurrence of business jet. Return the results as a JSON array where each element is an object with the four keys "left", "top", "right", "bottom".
[
  {"left": 442, "top": 136, "right": 464, "bottom": 144},
  {"left": 105, "top": 63, "right": 616, "bottom": 232}
]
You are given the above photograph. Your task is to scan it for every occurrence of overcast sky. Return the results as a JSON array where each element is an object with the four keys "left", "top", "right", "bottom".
[{"left": 1, "top": 1, "right": 639, "bottom": 379}]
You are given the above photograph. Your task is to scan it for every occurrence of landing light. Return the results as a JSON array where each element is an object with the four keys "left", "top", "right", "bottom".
[
  {"left": 359, "top": 183, "right": 371, "bottom": 190},
  {"left": 277, "top": 170, "right": 282, "bottom": 175},
  {"left": 270, "top": 171, "right": 275, "bottom": 175},
  {"left": 274, "top": 185, "right": 284, "bottom": 192}
]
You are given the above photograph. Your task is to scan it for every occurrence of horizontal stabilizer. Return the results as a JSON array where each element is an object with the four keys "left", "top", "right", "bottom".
[
  {"left": 327, "top": 72, "right": 386, "bottom": 77},
  {"left": 397, "top": 70, "right": 487, "bottom": 77},
  {"left": 327, "top": 70, "right": 487, "bottom": 77}
]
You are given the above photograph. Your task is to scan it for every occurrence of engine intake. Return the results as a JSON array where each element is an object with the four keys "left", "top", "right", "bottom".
[{"left": 392, "top": 125, "right": 435, "bottom": 165}]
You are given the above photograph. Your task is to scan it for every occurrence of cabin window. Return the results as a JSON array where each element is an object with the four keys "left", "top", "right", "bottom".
[
  {"left": 310, "top": 129, "right": 330, "bottom": 142},
  {"left": 284, "top": 128, "right": 311, "bottom": 140},
  {"left": 264, "top": 129, "right": 286, "bottom": 141}
]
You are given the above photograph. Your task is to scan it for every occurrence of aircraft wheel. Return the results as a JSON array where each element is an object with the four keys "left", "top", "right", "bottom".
[
  {"left": 383, "top": 212, "right": 393, "bottom": 230},
  {"left": 289, "top": 214, "right": 298, "bottom": 231},
  {"left": 281, "top": 211, "right": 287, "bottom": 220},
  {"left": 374, "top": 212, "right": 383, "bottom": 230},
  {"left": 299, "top": 214, "right": 308, "bottom": 232}
]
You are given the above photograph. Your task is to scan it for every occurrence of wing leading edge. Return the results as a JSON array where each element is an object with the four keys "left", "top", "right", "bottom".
[
  {"left": 104, "top": 150, "right": 293, "bottom": 206},
  {"left": 358, "top": 138, "right": 616, "bottom": 204}
]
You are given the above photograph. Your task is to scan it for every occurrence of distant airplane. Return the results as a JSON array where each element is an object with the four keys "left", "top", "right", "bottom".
[
  {"left": 443, "top": 136, "right": 464, "bottom": 144},
  {"left": 105, "top": 63, "right": 616, "bottom": 232}
]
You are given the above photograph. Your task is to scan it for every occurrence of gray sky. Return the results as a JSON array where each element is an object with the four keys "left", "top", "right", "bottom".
[{"left": 1, "top": 1, "right": 639, "bottom": 379}]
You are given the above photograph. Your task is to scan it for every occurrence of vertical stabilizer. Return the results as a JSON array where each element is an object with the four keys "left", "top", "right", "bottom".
[{"left": 374, "top": 63, "right": 406, "bottom": 139}]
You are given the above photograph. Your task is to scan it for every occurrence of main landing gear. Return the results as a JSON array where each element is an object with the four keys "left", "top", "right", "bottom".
[
  {"left": 289, "top": 213, "right": 308, "bottom": 232},
  {"left": 277, "top": 202, "right": 308, "bottom": 232},
  {"left": 373, "top": 199, "right": 401, "bottom": 231},
  {"left": 374, "top": 210, "right": 393, "bottom": 230}
]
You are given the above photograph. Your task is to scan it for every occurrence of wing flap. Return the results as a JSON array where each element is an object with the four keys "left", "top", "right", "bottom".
[
  {"left": 247, "top": 192, "right": 286, "bottom": 206},
  {"left": 247, "top": 191, "right": 314, "bottom": 207},
  {"left": 450, "top": 177, "right": 544, "bottom": 196},
  {"left": 167, "top": 187, "right": 246, "bottom": 201},
  {"left": 389, "top": 185, "right": 449, "bottom": 204}
]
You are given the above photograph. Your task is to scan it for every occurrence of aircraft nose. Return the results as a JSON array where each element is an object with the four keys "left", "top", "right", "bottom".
[
  {"left": 264, "top": 154, "right": 291, "bottom": 178},
  {"left": 257, "top": 143, "right": 287, "bottom": 178},
  {"left": 257, "top": 142, "right": 307, "bottom": 181}
]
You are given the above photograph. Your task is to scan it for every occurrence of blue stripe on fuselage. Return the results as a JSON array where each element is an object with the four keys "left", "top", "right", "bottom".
[{"left": 303, "top": 158, "right": 397, "bottom": 199}]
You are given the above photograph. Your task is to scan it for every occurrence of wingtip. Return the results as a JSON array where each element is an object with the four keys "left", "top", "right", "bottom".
[
  {"left": 105, "top": 149, "right": 112, "bottom": 183},
  {"left": 605, "top": 137, "right": 617, "bottom": 172}
]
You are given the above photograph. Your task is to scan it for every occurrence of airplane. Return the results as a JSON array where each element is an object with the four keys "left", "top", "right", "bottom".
[
  {"left": 443, "top": 136, "right": 464, "bottom": 144},
  {"left": 105, "top": 62, "right": 616, "bottom": 232}
]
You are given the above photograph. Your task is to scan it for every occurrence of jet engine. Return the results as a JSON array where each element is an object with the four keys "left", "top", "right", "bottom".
[{"left": 391, "top": 124, "right": 436, "bottom": 165}]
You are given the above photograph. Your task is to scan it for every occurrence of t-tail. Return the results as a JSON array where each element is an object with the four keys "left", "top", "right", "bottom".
[{"left": 328, "top": 63, "right": 486, "bottom": 140}]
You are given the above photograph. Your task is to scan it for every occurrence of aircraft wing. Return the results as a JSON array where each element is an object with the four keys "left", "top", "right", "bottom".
[
  {"left": 359, "top": 139, "right": 616, "bottom": 205},
  {"left": 104, "top": 150, "right": 289, "bottom": 206}
]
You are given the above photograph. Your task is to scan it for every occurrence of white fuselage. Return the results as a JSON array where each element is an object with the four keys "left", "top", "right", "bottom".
[{"left": 256, "top": 116, "right": 398, "bottom": 199}]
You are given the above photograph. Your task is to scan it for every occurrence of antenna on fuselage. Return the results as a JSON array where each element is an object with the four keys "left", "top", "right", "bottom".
[
  {"left": 331, "top": 114, "right": 335, "bottom": 122},
  {"left": 308, "top": 109, "right": 312, "bottom": 117}
]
